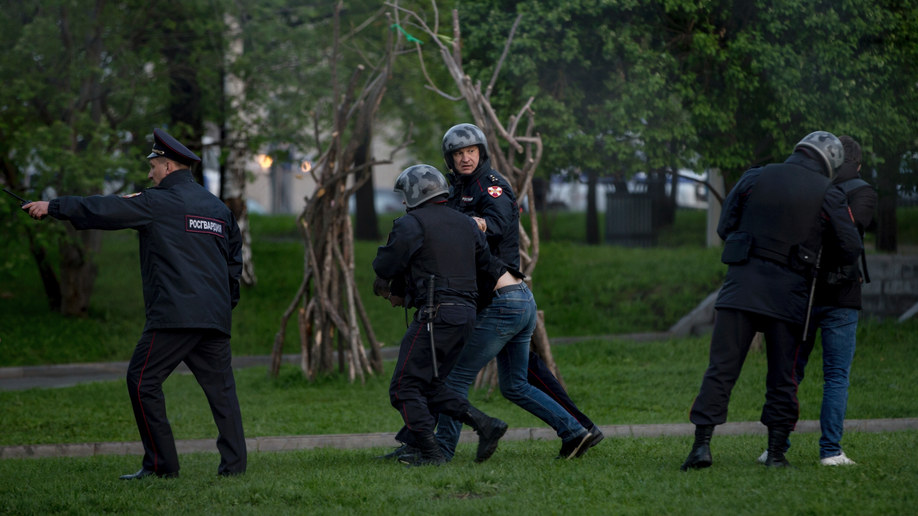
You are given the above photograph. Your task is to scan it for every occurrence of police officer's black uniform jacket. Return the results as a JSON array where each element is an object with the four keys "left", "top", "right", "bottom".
[
  {"left": 813, "top": 162, "right": 877, "bottom": 309},
  {"left": 446, "top": 159, "right": 522, "bottom": 309},
  {"left": 48, "top": 169, "right": 243, "bottom": 335},
  {"left": 715, "top": 152, "right": 863, "bottom": 325},
  {"left": 372, "top": 200, "right": 505, "bottom": 311}
]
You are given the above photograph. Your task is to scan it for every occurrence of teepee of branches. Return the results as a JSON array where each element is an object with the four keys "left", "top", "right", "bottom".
[
  {"left": 268, "top": 4, "right": 410, "bottom": 383},
  {"left": 388, "top": 3, "right": 563, "bottom": 389}
]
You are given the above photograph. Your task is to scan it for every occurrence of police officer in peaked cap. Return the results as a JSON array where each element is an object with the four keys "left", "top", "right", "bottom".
[
  {"left": 24, "top": 128, "right": 247, "bottom": 479},
  {"left": 681, "top": 131, "right": 863, "bottom": 471},
  {"left": 372, "top": 164, "right": 510, "bottom": 466}
]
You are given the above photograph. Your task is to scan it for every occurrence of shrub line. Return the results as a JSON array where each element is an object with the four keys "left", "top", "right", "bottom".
[{"left": 2, "top": 418, "right": 915, "bottom": 460}]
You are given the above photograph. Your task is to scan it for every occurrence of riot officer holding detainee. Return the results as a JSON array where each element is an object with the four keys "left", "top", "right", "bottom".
[
  {"left": 372, "top": 164, "right": 509, "bottom": 467},
  {"left": 681, "top": 131, "right": 863, "bottom": 471},
  {"left": 24, "top": 129, "right": 247, "bottom": 479}
]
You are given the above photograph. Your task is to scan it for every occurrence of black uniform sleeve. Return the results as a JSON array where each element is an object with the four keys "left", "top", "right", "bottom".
[
  {"left": 478, "top": 186, "right": 516, "bottom": 241},
  {"left": 717, "top": 169, "right": 761, "bottom": 240},
  {"left": 226, "top": 215, "right": 243, "bottom": 309},
  {"left": 471, "top": 218, "right": 506, "bottom": 283},
  {"left": 373, "top": 215, "right": 423, "bottom": 280},
  {"left": 49, "top": 194, "right": 154, "bottom": 231},
  {"left": 822, "top": 186, "right": 863, "bottom": 265},
  {"left": 849, "top": 186, "right": 878, "bottom": 233}
]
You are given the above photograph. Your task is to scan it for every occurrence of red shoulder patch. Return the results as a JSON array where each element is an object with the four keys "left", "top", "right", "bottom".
[{"left": 487, "top": 186, "right": 503, "bottom": 198}]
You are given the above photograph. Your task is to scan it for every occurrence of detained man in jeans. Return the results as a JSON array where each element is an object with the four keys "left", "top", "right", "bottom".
[{"left": 758, "top": 135, "right": 877, "bottom": 466}]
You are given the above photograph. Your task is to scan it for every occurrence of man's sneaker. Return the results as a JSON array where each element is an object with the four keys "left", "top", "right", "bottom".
[
  {"left": 820, "top": 452, "right": 856, "bottom": 466},
  {"left": 757, "top": 450, "right": 768, "bottom": 464},
  {"left": 555, "top": 432, "right": 593, "bottom": 460},
  {"left": 375, "top": 443, "right": 418, "bottom": 461}
]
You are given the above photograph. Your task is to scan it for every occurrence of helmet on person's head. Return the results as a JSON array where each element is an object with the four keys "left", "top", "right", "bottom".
[
  {"left": 442, "top": 123, "right": 489, "bottom": 172},
  {"left": 393, "top": 164, "right": 450, "bottom": 208},
  {"left": 794, "top": 131, "right": 844, "bottom": 177}
]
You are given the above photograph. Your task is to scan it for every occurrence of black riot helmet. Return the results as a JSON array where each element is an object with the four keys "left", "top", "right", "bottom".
[
  {"left": 393, "top": 164, "right": 450, "bottom": 208},
  {"left": 794, "top": 131, "right": 845, "bottom": 178},
  {"left": 442, "top": 123, "right": 489, "bottom": 172}
]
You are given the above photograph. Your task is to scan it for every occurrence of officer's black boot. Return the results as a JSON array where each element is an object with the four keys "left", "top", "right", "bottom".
[
  {"left": 398, "top": 431, "right": 447, "bottom": 467},
  {"left": 764, "top": 427, "right": 794, "bottom": 468},
  {"left": 681, "top": 425, "right": 714, "bottom": 471},
  {"left": 459, "top": 406, "right": 508, "bottom": 463},
  {"left": 374, "top": 443, "right": 419, "bottom": 461}
]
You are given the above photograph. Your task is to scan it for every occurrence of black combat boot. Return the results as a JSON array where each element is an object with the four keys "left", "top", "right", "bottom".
[
  {"left": 375, "top": 443, "right": 419, "bottom": 461},
  {"left": 459, "top": 406, "right": 508, "bottom": 463},
  {"left": 398, "top": 431, "right": 447, "bottom": 467},
  {"left": 681, "top": 425, "right": 714, "bottom": 471},
  {"left": 764, "top": 427, "right": 794, "bottom": 468}
]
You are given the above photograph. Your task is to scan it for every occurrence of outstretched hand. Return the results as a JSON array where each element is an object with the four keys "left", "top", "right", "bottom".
[{"left": 22, "top": 201, "right": 49, "bottom": 220}]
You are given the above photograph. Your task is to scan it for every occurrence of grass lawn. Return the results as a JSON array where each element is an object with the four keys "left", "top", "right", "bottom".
[
  {"left": 0, "top": 210, "right": 726, "bottom": 367},
  {"left": 2, "top": 318, "right": 915, "bottom": 447},
  {"left": 1, "top": 432, "right": 916, "bottom": 515}
]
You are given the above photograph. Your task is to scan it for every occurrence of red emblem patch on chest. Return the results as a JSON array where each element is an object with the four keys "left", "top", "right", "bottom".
[{"left": 487, "top": 186, "right": 503, "bottom": 198}]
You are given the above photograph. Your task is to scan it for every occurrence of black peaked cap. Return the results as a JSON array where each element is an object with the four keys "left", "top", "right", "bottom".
[{"left": 147, "top": 128, "right": 201, "bottom": 166}]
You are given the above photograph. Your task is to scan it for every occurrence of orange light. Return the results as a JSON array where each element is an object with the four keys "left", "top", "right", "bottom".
[
  {"left": 300, "top": 160, "right": 312, "bottom": 173},
  {"left": 257, "top": 154, "right": 273, "bottom": 169}
]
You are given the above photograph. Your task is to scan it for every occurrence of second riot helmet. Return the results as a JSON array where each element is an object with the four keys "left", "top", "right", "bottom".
[
  {"left": 794, "top": 131, "right": 845, "bottom": 177},
  {"left": 442, "top": 123, "right": 489, "bottom": 172},
  {"left": 393, "top": 164, "right": 450, "bottom": 208}
]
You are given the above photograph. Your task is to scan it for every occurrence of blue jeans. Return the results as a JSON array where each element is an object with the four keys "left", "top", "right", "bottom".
[
  {"left": 435, "top": 284, "right": 587, "bottom": 459},
  {"left": 796, "top": 306, "right": 858, "bottom": 459}
]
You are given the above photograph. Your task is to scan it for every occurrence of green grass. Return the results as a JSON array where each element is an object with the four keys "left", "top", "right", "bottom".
[
  {"left": 0, "top": 212, "right": 725, "bottom": 367},
  {"left": 1, "top": 432, "right": 916, "bottom": 515},
  {"left": 2, "top": 318, "right": 914, "bottom": 447}
]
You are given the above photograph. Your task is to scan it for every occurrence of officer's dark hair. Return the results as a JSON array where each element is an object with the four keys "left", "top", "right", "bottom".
[
  {"left": 839, "top": 136, "right": 862, "bottom": 166},
  {"left": 152, "top": 156, "right": 189, "bottom": 170}
]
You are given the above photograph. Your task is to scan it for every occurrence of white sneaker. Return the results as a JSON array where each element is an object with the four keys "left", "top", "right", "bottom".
[
  {"left": 820, "top": 452, "right": 856, "bottom": 466},
  {"left": 757, "top": 450, "right": 768, "bottom": 464}
]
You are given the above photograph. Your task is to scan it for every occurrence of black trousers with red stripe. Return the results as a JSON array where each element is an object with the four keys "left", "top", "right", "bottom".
[
  {"left": 389, "top": 305, "right": 476, "bottom": 435},
  {"left": 690, "top": 308, "right": 804, "bottom": 431},
  {"left": 126, "top": 329, "right": 247, "bottom": 475}
]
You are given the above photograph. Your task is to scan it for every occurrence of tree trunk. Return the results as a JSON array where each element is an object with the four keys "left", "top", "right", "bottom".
[
  {"left": 876, "top": 151, "right": 899, "bottom": 253},
  {"left": 354, "top": 127, "right": 379, "bottom": 241},
  {"left": 585, "top": 169, "right": 599, "bottom": 244},
  {"left": 222, "top": 15, "right": 256, "bottom": 286},
  {"left": 58, "top": 224, "right": 102, "bottom": 316}
]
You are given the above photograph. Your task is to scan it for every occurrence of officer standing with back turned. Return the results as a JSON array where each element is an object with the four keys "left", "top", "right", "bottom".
[
  {"left": 24, "top": 129, "right": 247, "bottom": 479},
  {"left": 681, "top": 131, "right": 862, "bottom": 470}
]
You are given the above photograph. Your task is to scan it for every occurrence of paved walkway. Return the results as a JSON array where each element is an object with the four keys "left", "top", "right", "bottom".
[
  {"left": 2, "top": 418, "right": 915, "bottom": 460},
  {"left": 0, "top": 332, "right": 674, "bottom": 391}
]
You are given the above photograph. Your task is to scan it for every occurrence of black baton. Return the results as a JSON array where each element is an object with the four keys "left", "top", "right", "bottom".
[
  {"left": 427, "top": 274, "right": 438, "bottom": 380},
  {"left": 3, "top": 188, "right": 42, "bottom": 219},
  {"left": 801, "top": 246, "right": 823, "bottom": 341}
]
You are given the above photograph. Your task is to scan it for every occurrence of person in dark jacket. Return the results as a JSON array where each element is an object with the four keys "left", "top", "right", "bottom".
[
  {"left": 372, "top": 164, "right": 509, "bottom": 467},
  {"left": 757, "top": 135, "right": 877, "bottom": 466},
  {"left": 436, "top": 123, "right": 598, "bottom": 459},
  {"left": 681, "top": 131, "right": 863, "bottom": 471},
  {"left": 24, "top": 129, "right": 246, "bottom": 479}
]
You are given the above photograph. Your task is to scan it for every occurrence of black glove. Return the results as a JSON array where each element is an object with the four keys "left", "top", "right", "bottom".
[{"left": 373, "top": 276, "right": 391, "bottom": 297}]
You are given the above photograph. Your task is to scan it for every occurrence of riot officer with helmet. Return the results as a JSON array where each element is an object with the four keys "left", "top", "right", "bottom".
[
  {"left": 372, "top": 164, "right": 509, "bottom": 467},
  {"left": 681, "top": 131, "right": 863, "bottom": 471}
]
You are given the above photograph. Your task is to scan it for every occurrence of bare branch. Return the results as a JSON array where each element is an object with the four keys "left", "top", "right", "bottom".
[
  {"left": 485, "top": 13, "right": 522, "bottom": 101},
  {"left": 340, "top": 5, "right": 386, "bottom": 42},
  {"left": 414, "top": 42, "right": 461, "bottom": 101},
  {"left": 507, "top": 96, "right": 535, "bottom": 139},
  {"left": 431, "top": 0, "right": 439, "bottom": 35}
]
